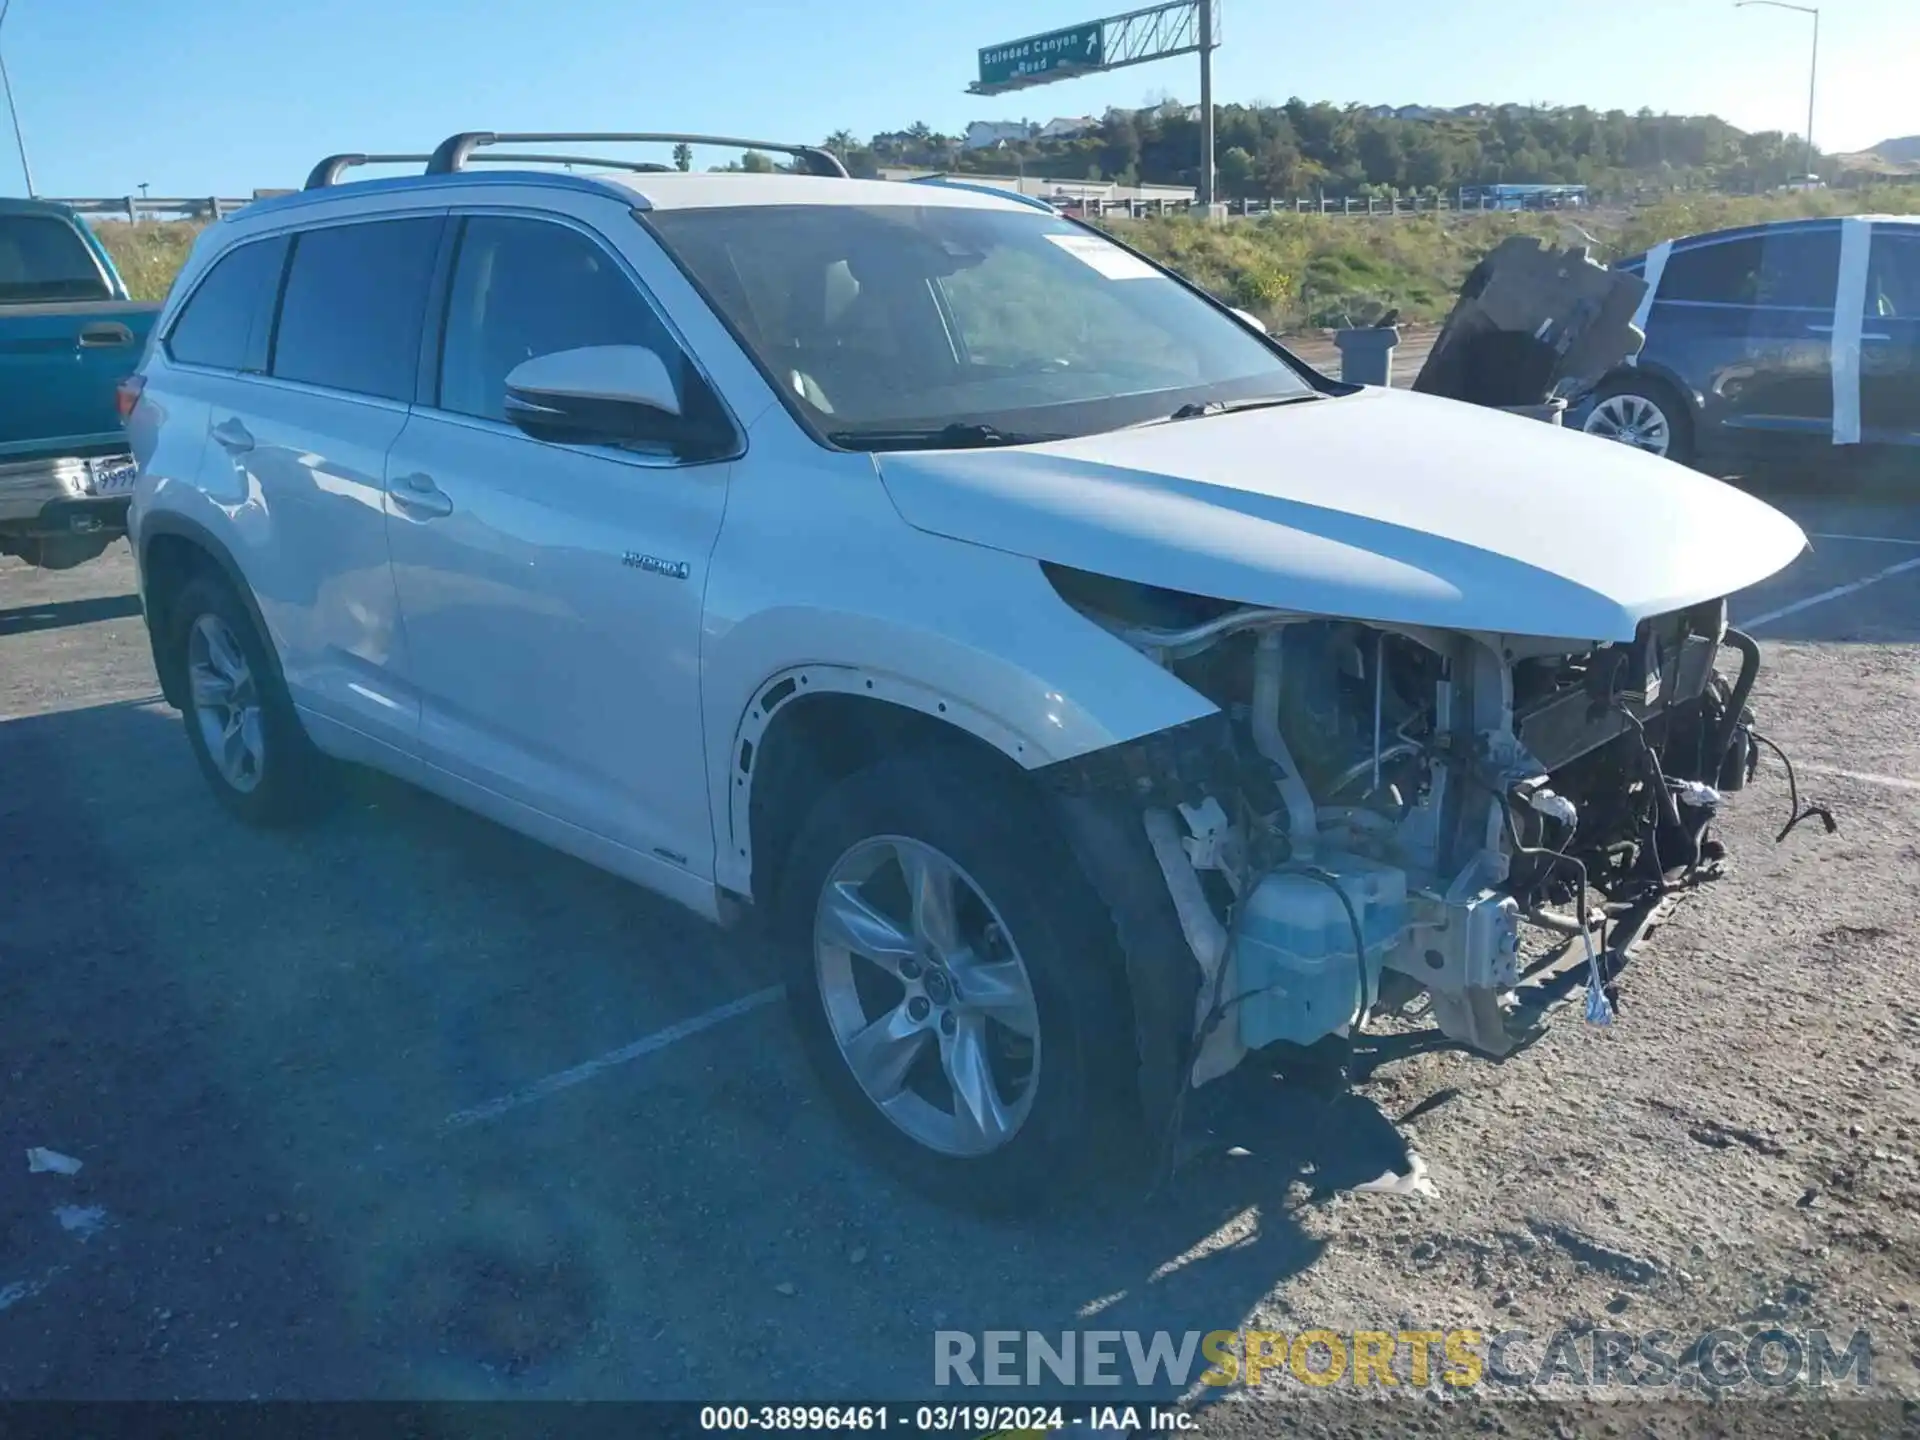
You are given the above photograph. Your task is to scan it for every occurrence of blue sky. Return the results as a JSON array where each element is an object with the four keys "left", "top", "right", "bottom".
[{"left": 1, "top": 0, "right": 1913, "bottom": 197}]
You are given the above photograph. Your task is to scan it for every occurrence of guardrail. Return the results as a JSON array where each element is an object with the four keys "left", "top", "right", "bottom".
[
  {"left": 47, "top": 195, "right": 282, "bottom": 223},
  {"left": 1057, "top": 193, "right": 1602, "bottom": 220},
  {"left": 48, "top": 185, "right": 1604, "bottom": 226}
]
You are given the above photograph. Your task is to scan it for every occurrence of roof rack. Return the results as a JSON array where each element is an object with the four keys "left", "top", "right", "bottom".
[
  {"left": 304, "top": 150, "right": 680, "bottom": 191},
  {"left": 425, "top": 132, "right": 850, "bottom": 179},
  {"left": 305, "top": 154, "right": 433, "bottom": 190}
]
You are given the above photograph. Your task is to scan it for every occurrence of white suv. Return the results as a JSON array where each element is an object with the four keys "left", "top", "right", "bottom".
[{"left": 126, "top": 132, "right": 1807, "bottom": 1211}]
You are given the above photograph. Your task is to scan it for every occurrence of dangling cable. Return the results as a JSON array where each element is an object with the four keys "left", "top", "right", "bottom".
[{"left": 1750, "top": 731, "right": 1838, "bottom": 843}]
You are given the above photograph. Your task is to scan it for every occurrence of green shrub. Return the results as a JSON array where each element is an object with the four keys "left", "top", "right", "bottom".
[{"left": 92, "top": 220, "right": 206, "bottom": 302}]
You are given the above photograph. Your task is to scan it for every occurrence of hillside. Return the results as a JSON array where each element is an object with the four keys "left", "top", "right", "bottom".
[
  {"left": 1869, "top": 135, "right": 1920, "bottom": 164},
  {"left": 839, "top": 100, "right": 1850, "bottom": 199}
]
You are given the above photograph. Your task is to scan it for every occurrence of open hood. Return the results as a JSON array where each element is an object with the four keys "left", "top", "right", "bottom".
[{"left": 874, "top": 386, "right": 1807, "bottom": 642}]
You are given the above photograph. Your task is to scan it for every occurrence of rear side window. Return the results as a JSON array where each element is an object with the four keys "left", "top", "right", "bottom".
[
  {"left": 272, "top": 218, "right": 442, "bottom": 401},
  {"left": 166, "top": 235, "right": 287, "bottom": 371},
  {"left": 1659, "top": 228, "right": 1838, "bottom": 309},
  {"left": 1660, "top": 238, "right": 1764, "bottom": 305},
  {"left": 1755, "top": 228, "right": 1839, "bottom": 308},
  {"left": 0, "top": 214, "right": 110, "bottom": 303}
]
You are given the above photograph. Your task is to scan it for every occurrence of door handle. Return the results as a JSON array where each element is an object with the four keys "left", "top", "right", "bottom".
[
  {"left": 210, "top": 417, "right": 254, "bottom": 453},
  {"left": 78, "top": 321, "right": 134, "bottom": 348},
  {"left": 1806, "top": 323, "right": 1896, "bottom": 341},
  {"left": 388, "top": 471, "right": 453, "bottom": 519}
]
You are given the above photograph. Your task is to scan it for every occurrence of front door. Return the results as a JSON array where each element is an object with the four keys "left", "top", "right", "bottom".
[
  {"left": 382, "top": 210, "right": 731, "bottom": 875},
  {"left": 1860, "top": 224, "right": 1920, "bottom": 446}
]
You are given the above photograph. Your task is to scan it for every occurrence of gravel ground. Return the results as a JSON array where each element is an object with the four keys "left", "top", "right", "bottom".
[{"left": 2, "top": 501, "right": 1917, "bottom": 1432}]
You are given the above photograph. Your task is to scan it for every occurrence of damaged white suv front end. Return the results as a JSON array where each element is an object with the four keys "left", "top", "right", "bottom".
[
  {"left": 633, "top": 189, "right": 1816, "bottom": 1211},
  {"left": 866, "top": 380, "right": 1808, "bottom": 1181}
]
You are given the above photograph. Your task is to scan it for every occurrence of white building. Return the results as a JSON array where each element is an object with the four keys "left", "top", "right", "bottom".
[
  {"left": 1036, "top": 115, "right": 1100, "bottom": 141},
  {"left": 963, "top": 120, "right": 1034, "bottom": 151}
]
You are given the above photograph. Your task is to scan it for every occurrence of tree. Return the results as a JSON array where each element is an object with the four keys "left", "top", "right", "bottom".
[
  {"left": 672, "top": 143, "right": 693, "bottom": 172},
  {"left": 1100, "top": 115, "right": 1142, "bottom": 182},
  {"left": 824, "top": 130, "right": 858, "bottom": 156},
  {"left": 1253, "top": 136, "right": 1304, "bottom": 195},
  {"left": 1357, "top": 125, "right": 1405, "bottom": 187},
  {"left": 1216, "top": 145, "right": 1256, "bottom": 197},
  {"left": 741, "top": 150, "right": 775, "bottom": 173}
]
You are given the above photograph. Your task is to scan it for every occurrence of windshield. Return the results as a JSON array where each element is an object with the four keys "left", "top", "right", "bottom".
[{"left": 645, "top": 203, "right": 1316, "bottom": 448}]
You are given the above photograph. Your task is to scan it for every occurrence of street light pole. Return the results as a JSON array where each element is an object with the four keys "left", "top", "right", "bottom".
[
  {"left": 0, "top": 0, "right": 33, "bottom": 197},
  {"left": 1734, "top": 0, "right": 1819, "bottom": 182}
]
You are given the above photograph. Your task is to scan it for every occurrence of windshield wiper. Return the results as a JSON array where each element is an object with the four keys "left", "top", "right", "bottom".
[
  {"left": 1162, "top": 394, "right": 1322, "bottom": 422},
  {"left": 825, "top": 421, "right": 1061, "bottom": 452}
]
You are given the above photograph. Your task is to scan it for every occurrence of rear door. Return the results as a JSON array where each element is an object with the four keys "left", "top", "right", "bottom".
[
  {"left": 1859, "top": 224, "right": 1920, "bottom": 446},
  {"left": 1648, "top": 224, "right": 1839, "bottom": 440},
  {"left": 0, "top": 210, "right": 147, "bottom": 457},
  {"left": 138, "top": 230, "right": 291, "bottom": 529},
  {"left": 220, "top": 213, "right": 444, "bottom": 750}
]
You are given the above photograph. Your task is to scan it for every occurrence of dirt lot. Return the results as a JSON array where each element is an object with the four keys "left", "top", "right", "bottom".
[{"left": 2, "top": 488, "right": 1917, "bottom": 1428}]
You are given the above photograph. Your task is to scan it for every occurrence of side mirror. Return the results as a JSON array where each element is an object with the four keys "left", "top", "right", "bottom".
[
  {"left": 1230, "top": 307, "right": 1269, "bottom": 336},
  {"left": 504, "top": 345, "right": 688, "bottom": 449}
]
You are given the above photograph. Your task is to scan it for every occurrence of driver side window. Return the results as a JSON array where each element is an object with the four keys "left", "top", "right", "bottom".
[{"left": 436, "top": 215, "right": 690, "bottom": 426}]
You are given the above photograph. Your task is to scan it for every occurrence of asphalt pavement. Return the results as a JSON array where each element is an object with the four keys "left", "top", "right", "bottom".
[{"left": 2, "top": 485, "right": 1917, "bottom": 1409}]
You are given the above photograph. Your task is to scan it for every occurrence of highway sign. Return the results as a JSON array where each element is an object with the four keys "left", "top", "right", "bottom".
[{"left": 977, "top": 21, "right": 1104, "bottom": 91}]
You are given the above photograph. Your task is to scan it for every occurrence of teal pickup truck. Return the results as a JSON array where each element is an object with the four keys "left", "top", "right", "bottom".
[{"left": 1, "top": 197, "right": 160, "bottom": 568}]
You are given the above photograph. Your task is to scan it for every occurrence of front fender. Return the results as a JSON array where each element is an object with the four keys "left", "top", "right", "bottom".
[{"left": 702, "top": 548, "right": 1216, "bottom": 897}]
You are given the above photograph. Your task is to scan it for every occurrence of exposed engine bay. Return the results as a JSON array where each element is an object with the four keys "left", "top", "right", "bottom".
[{"left": 1040, "top": 563, "right": 1816, "bottom": 1094}]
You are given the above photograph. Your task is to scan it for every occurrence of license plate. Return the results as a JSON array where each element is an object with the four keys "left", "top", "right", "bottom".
[{"left": 88, "top": 460, "right": 138, "bottom": 496}]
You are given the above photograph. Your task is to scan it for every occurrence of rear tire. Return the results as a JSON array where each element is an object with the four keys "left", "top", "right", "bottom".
[
  {"left": 170, "top": 572, "right": 334, "bottom": 826},
  {"left": 778, "top": 750, "right": 1135, "bottom": 1214},
  {"left": 1583, "top": 376, "right": 1694, "bottom": 464}
]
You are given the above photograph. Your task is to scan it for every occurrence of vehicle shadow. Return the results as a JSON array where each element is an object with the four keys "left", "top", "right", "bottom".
[
  {"left": 0, "top": 696, "right": 1415, "bottom": 1403},
  {"left": 0, "top": 591, "right": 143, "bottom": 636}
]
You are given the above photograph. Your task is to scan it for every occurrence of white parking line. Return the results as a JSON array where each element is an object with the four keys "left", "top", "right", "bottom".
[
  {"left": 1741, "top": 554, "right": 1920, "bottom": 631},
  {"left": 1809, "top": 533, "right": 1920, "bottom": 547},
  {"left": 1797, "top": 764, "right": 1920, "bottom": 794},
  {"left": 441, "top": 985, "right": 785, "bottom": 1130}
]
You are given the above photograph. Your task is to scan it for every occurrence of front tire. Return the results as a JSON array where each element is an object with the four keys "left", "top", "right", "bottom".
[
  {"left": 171, "top": 572, "right": 333, "bottom": 826},
  {"left": 778, "top": 751, "right": 1133, "bottom": 1213},
  {"left": 1583, "top": 377, "right": 1694, "bottom": 463}
]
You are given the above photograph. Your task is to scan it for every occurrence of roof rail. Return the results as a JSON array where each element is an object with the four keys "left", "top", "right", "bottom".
[
  {"left": 425, "top": 132, "right": 850, "bottom": 179},
  {"left": 305, "top": 151, "right": 681, "bottom": 192},
  {"left": 304, "top": 154, "right": 433, "bottom": 190}
]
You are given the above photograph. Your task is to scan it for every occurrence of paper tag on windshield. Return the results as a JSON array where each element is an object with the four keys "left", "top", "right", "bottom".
[{"left": 1044, "top": 232, "right": 1158, "bottom": 280}]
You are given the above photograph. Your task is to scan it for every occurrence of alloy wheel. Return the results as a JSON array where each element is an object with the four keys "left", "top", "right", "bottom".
[
  {"left": 1584, "top": 391, "right": 1673, "bottom": 456},
  {"left": 187, "top": 613, "right": 266, "bottom": 793},
  {"left": 813, "top": 835, "right": 1042, "bottom": 1157}
]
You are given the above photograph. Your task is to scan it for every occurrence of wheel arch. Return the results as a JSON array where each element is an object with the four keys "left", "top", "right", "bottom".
[
  {"left": 728, "top": 669, "right": 1050, "bottom": 909},
  {"left": 1603, "top": 359, "right": 1699, "bottom": 415},
  {"left": 137, "top": 510, "right": 279, "bottom": 711}
]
